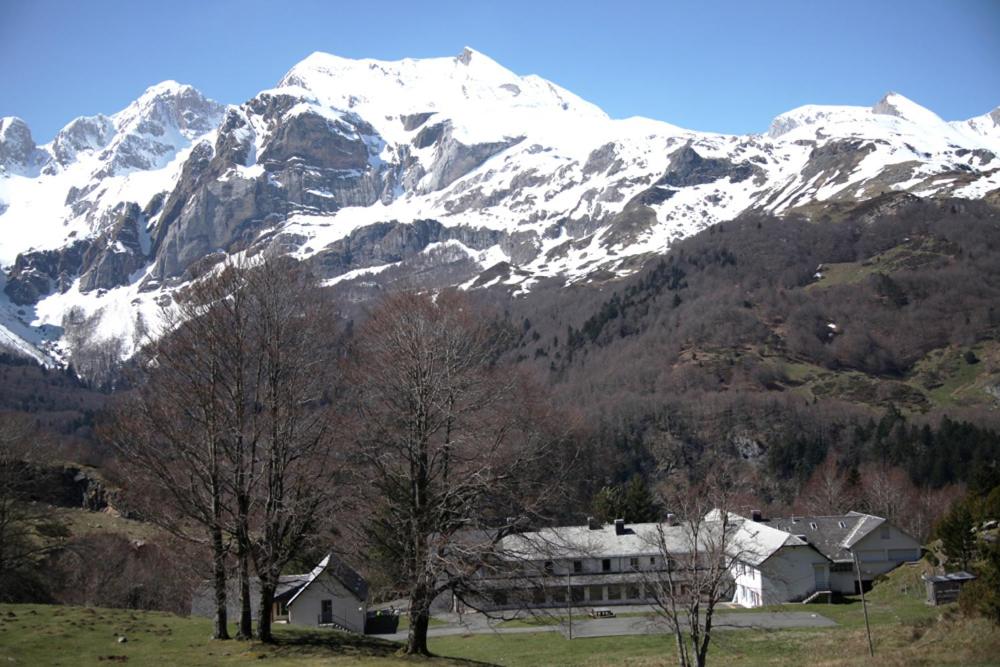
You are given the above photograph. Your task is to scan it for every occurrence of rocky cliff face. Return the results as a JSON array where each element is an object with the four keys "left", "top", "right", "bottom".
[{"left": 0, "top": 49, "right": 998, "bottom": 372}]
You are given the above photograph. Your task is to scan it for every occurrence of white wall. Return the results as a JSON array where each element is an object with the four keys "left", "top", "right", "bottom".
[
  {"left": 852, "top": 523, "right": 921, "bottom": 581},
  {"left": 732, "top": 546, "right": 829, "bottom": 607},
  {"left": 287, "top": 572, "right": 366, "bottom": 633}
]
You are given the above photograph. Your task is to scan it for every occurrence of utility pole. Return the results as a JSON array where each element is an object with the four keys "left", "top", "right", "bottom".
[
  {"left": 852, "top": 551, "right": 874, "bottom": 657},
  {"left": 566, "top": 570, "right": 573, "bottom": 640}
]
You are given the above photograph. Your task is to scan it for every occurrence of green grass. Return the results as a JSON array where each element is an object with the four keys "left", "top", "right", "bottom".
[
  {"left": 2, "top": 568, "right": 999, "bottom": 666},
  {"left": 432, "top": 567, "right": 1000, "bottom": 667},
  {"left": 0, "top": 605, "right": 478, "bottom": 666},
  {"left": 907, "top": 342, "right": 998, "bottom": 408}
]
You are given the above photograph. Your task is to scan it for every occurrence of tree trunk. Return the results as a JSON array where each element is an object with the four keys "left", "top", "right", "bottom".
[
  {"left": 405, "top": 585, "right": 432, "bottom": 656},
  {"left": 236, "top": 545, "right": 253, "bottom": 639},
  {"left": 210, "top": 523, "right": 230, "bottom": 640},
  {"left": 256, "top": 580, "right": 276, "bottom": 643}
]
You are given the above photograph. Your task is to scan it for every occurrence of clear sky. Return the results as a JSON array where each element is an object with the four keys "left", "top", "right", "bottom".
[{"left": 2, "top": 0, "right": 998, "bottom": 141}]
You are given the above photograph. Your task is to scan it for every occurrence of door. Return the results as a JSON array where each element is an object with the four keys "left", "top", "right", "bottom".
[
  {"left": 813, "top": 564, "right": 829, "bottom": 590},
  {"left": 321, "top": 599, "right": 333, "bottom": 624}
]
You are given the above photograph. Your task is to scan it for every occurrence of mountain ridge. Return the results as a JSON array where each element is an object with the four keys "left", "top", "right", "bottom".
[{"left": 0, "top": 48, "right": 998, "bottom": 375}]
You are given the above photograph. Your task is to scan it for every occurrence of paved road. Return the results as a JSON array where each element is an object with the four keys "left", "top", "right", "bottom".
[{"left": 382, "top": 609, "right": 835, "bottom": 641}]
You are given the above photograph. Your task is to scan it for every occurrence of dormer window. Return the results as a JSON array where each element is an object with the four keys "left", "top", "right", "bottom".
[
  {"left": 809, "top": 522, "right": 817, "bottom": 530},
  {"left": 838, "top": 521, "right": 846, "bottom": 529}
]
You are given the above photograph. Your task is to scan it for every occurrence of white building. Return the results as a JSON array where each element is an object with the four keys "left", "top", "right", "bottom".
[
  {"left": 729, "top": 511, "right": 922, "bottom": 607},
  {"left": 459, "top": 510, "right": 920, "bottom": 612},
  {"left": 190, "top": 553, "right": 369, "bottom": 633}
]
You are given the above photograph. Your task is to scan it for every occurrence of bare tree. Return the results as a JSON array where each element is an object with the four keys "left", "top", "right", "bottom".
[
  {"left": 346, "top": 291, "right": 572, "bottom": 655},
  {"left": 642, "top": 445, "right": 753, "bottom": 667},
  {"left": 0, "top": 412, "right": 66, "bottom": 601},
  {"left": 798, "top": 455, "right": 858, "bottom": 516},
  {"left": 108, "top": 256, "right": 342, "bottom": 642},
  {"left": 108, "top": 278, "right": 237, "bottom": 639},
  {"left": 242, "top": 260, "right": 344, "bottom": 643}
]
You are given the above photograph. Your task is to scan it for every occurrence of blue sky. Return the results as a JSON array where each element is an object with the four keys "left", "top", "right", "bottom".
[{"left": 2, "top": 0, "right": 998, "bottom": 140}]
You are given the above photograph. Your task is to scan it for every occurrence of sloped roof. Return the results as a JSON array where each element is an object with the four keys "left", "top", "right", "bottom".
[
  {"left": 765, "top": 512, "right": 885, "bottom": 563},
  {"left": 499, "top": 521, "right": 704, "bottom": 561},
  {"left": 286, "top": 553, "right": 369, "bottom": 606},
  {"left": 729, "top": 518, "right": 810, "bottom": 566}
]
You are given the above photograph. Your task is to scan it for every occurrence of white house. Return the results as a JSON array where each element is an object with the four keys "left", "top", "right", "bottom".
[
  {"left": 728, "top": 517, "right": 830, "bottom": 607},
  {"left": 190, "top": 553, "right": 369, "bottom": 633},
  {"left": 729, "top": 511, "right": 922, "bottom": 607},
  {"left": 280, "top": 554, "right": 369, "bottom": 633}
]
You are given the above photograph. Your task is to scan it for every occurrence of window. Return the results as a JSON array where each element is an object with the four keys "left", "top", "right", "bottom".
[
  {"left": 532, "top": 587, "right": 546, "bottom": 604},
  {"left": 881, "top": 526, "right": 891, "bottom": 540},
  {"left": 544, "top": 561, "right": 554, "bottom": 574},
  {"left": 626, "top": 584, "right": 641, "bottom": 600},
  {"left": 809, "top": 522, "right": 818, "bottom": 530},
  {"left": 607, "top": 585, "right": 622, "bottom": 601},
  {"left": 550, "top": 587, "right": 566, "bottom": 603},
  {"left": 666, "top": 557, "right": 676, "bottom": 571},
  {"left": 888, "top": 548, "right": 919, "bottom": 562},
  {"left": 571, "top": 586, "right": 585, "bottom": 603},
  {"left": 588, "top": 585, "right": 604, "bottom": 601},
  {"left": 649, "top": 556, "right": 657, "bottom": 567},
  {"left": 838, "top": 521, "right": 846, "bottom": 529},
  {"left": 629, "top": 557, "right": 639, "bottom": 570},
  {"left": 602, "top": 559, "right": 612, "bottom": 572},
  {"left": 573, "top": 560, "right": 583, "bottom": 573}
]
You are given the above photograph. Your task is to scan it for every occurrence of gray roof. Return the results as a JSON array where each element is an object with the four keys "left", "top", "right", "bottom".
[
  {"left": 763, "top": 512, "right": 885, "bottom": 563},
  {"left": 287, "top": 553, "right": 369, "bottom": 606},
  {"left": 498, "top": 513, "right": 800, "bottom": 567}
]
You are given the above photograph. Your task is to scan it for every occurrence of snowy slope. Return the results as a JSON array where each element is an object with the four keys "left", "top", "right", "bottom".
[{"left": 0, "top": 48, "right": 997, "bottom": 370}]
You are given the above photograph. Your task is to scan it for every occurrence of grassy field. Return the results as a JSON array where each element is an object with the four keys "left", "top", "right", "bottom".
[
  {"left": 2, "top": 567, "right": 999, "bottom": 666},
  {"left": 0, "top": 605, "right": 477, "bottom": 666},
  {"left": 432, "top": 567, "right": 1000, "bottom": 666}
]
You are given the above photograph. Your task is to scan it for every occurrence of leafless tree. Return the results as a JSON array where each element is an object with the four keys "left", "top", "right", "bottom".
[
  {"left": 346, "top": 291, "right": 573, "bottom": 655},
  {"left": 642, "top": 444, "right": 755, "bottom": 667},
  {"left": 241, "top": 260, "right": 344, "bottom": 643},
  {"left": 799, "top": 455, "right": 858, "bottom": 516},
  {"left": 0, "top": 411, "right": 66, "bottom": 601},
  {"left": 108, "top": 256, "right": 342, "bottom": 642}
]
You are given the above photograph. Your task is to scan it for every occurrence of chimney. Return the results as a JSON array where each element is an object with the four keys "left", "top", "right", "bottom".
[
  {"left": 666, "top": 513, "right": 677, "bottom": 526},
  {"left": 587, "top": 516, "right": 601, "bottom": 530},
  {"left": 614, "top": 518, "right": 626, "bottom": 535},
  {"left": 751, "top": 510, "right": 763, "bottom": 522}
]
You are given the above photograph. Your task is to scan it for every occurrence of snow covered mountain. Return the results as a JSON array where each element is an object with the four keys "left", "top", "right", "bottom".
[{"left": 1, "top": 47, "right": 998, "bottom": 373}]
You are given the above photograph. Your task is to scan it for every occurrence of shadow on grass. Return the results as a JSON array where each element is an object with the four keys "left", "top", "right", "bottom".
[{"left": 270, "top": 628, "right": 497, "bottom": 665}]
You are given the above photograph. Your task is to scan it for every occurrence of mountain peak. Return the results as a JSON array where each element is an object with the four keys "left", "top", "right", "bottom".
[
  {"left": 0, "top": 116, "right": 38, "bottom": 169},
  {"left": 872, "top": 92, "right": 943, "bottom": 125},
  {"left": 139, "top": 79, "right": 197, "bottom": 99}
]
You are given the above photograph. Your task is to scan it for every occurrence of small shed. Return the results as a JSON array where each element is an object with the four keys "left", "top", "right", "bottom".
[{"left": 922, "top": 571, "right": 976, "bottom": 605}]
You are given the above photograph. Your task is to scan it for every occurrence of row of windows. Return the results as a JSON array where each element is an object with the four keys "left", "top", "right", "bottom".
[
  {"left": 542, "top": 556, "right": 673, "bottom": 575},
  {"left": 490, "top": 582, "right": 693, "bottom": 607}
]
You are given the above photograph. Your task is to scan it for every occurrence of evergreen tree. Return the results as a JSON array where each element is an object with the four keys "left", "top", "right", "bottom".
[{"left": 934, "top": 499, "right": 977, "bottom": 571}]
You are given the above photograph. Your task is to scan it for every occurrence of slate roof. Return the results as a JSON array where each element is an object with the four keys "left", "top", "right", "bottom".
[
  {"left": 497, "top": 513, "right": 805, "bottom": 566},
  {"left": 764, "top": 512, "right": 885, "bottom": 563},
  {"left": 286, "top": 553, "right": 369, "bottom": 606}
]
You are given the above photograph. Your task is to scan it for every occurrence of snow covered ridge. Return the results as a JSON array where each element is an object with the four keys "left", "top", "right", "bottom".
[{"left": 0, "top": 47, "right": 998, "bottom": 372}]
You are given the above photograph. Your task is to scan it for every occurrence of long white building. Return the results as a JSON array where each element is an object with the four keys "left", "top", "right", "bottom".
[{"left": 460, "top": 510, "right": 920, "bottom": 611}]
